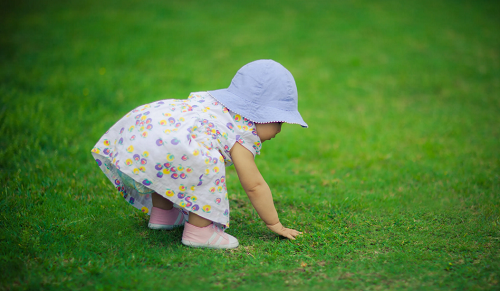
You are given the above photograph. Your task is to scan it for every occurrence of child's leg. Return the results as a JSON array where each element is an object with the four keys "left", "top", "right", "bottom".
[
  {"left": 188, "top": 212, "right": 212, "bottom": 227},
  {"left": 152, "top": 192, "right": 173, "bottom": 210}
]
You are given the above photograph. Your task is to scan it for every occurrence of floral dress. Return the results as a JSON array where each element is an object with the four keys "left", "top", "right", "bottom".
[{"left": 91, "top": 92, "right": 262, "bottom": 228}]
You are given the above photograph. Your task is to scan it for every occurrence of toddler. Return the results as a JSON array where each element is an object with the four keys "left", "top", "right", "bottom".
[{"left": 91, "top": 59, "right": 308, "bottom": 249}]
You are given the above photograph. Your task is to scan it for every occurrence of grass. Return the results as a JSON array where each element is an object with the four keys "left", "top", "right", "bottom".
[{"left": 1, "top": 0, "right": 499, "bottom": 290}]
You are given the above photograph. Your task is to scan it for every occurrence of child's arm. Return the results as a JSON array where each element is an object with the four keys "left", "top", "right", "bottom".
[{"left": 231, "top": 142, "right": 302, "bottom": 240}]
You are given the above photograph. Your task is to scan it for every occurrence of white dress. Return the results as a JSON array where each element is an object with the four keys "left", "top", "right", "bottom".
[{"left": 91, "top": 92, "right": 262, "bottom": 228}]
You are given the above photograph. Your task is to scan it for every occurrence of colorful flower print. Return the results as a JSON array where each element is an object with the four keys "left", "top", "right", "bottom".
[
  {"left": 92, "top": 148, "right": 101, "bottom": 154},
  {"left": 95, "top": 159, "right": 102, "bottom": 166},
  {"left": 179, "top": 201, "right": 187, "bottom": 208},
  {"left": 92, "top": 92, "right": 262, "bottom": 230}
]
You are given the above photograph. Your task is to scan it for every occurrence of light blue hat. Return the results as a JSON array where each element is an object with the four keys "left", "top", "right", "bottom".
[{"left": 208, "top": 59, "right": 308, "bottom": 128}]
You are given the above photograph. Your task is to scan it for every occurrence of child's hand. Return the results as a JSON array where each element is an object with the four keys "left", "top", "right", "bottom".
[{"left": 266, "top": 222, "right": 303, "bottom": 240}]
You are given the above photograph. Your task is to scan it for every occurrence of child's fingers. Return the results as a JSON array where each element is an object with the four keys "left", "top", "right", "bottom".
[
  {"left": 288, "top": 229, "right": 302, "bottom": 236},
  {"left": 267, "top": 223, "right": 303, "bottom": 239},
  {"left": 285, "top": 232, "right": 296, "bottom": 240},
  {"left": 285, "top": 228, "right": 302, "bottom": 239}
]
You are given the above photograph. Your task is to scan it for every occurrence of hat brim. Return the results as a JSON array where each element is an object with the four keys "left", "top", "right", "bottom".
[{"left": 207, "top": 89, "right": 308, "bottom": 128}]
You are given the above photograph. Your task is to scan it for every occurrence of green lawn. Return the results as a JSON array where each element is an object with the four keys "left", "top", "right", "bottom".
[{"left": 1, "top": 0, "right": 499, "bottom": 290}]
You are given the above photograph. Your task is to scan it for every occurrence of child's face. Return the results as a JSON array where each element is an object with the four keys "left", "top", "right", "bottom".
[{"left": 255, "top": 122, "right": 282, "bottom": 142}]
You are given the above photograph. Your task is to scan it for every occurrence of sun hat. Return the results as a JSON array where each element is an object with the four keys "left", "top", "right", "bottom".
[{"left": 208, "top": 59, "right": 308, "bottom": 128}]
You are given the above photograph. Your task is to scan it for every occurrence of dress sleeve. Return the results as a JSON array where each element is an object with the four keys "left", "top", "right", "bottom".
[{"left": 229, "top": 112, "right": 262, "bottom": 157}]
